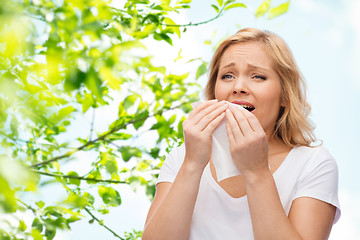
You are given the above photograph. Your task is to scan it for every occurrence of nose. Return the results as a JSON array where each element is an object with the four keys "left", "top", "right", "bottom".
[{"left": 232, "top": 78, "right": 249, "bottom": 95}]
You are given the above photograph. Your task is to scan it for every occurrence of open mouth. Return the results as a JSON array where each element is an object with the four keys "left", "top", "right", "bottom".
[
  {"left": 231, "top": 101, "right": 255, "bottom": 112},
  {"left": 241, "top": 106, "right": 255, "bottom": 112}
]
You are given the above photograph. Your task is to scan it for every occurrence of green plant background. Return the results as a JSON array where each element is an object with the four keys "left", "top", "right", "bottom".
[{"left": 1, "top": 0, "right": 360, "bottom": 239}]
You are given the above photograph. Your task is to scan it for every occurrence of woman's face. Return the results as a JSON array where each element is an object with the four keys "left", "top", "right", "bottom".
[{"left": 214, "top": 41, "right": 284, "bottom": 135}]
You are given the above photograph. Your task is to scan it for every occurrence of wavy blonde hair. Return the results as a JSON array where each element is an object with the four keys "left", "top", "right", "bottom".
[{"left": 205, "top": 28, "right": 317, "bottom": 147}]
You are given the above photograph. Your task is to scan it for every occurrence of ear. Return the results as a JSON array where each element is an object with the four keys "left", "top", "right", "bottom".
[{"left": 280, "top": 96, "right": 287, "bottom": 108}]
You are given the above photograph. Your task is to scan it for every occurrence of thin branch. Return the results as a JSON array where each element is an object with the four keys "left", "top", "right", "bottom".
[
  {"left": 89, "top": 107, "right": 96, "bottom": 141},
  {"left": 16, "top": 199, "right": 37, "bottom": 215},
  {"left": 84, "top": 207, "right": 125, "bottom": 240},
  {"left": 103, "top": 139, "right": 122, "bottom": 149},
  {"left": 0, "top": 133, "right": 75, "bottom": 150},
  {"left": 32, "top": 170, "right": 127, "bottom": 184},
  {"left": 110, "top": 5, "right": 225, "bottom": 28},
  {"left": 30, "top": 102, "right": 190, "bottom": 168},
  {"left": 160, "top": 7, "right": 225, "bottom": 27}
]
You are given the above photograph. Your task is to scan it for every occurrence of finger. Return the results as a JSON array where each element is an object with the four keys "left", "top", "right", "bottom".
[
  {"left": 225, "top": 115, "right": 236, "bottom": 144},
  {"left": 237, "top": 107, "right": 264, "bottom": 133},
  {"left": 188, "top": 99, "right": 218, "bottom": 120},
  {"left": 196, "top": 103, "right": 228, "bottom": 130},
  {"left": 202, "top": 111, "right": 226, "bottom": 135},
  {"left": 225, "top": 108, "right": 244, "bottom": 140},
  {"left": 191, "top": 100, "right": 227, "bottom": 126},
  {"left": 229, "top": 105, "right": 254, "bottom": 135}
]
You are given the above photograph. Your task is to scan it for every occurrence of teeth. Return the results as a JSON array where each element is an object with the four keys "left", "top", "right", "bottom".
[{"left": 239, "top": 104, "right": 254, "bottom": 109}]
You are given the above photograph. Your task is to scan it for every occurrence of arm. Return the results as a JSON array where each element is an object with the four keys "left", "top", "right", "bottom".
[
  {"left": 142, "top": 162, "right": 204, "bottom": 240},
  {"left": 142, "top": 100, "right": 228, "bottom": 240},
  {"left": 244, "top": 169, "right": 335, "bottom": 240},
  {"left": 225, "top": 106, "right": 336, "bottom": 240}
]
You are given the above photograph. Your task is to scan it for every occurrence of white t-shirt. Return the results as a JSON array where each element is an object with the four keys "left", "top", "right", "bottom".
[{"left": 156, "top": 144, "right": 341, "bottom": 240}]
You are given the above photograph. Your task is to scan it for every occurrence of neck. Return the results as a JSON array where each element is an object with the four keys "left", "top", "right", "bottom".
[{"left": 267, "top": 135, "right": 292, "bottom": 156}]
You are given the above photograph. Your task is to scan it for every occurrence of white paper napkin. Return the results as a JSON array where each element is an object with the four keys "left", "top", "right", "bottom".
[{"left": 191, "top": 101, "right": 243, "bottom": 181}]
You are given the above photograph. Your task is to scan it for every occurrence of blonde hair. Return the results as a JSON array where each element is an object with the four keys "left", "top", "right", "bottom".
[{"left": 205, "top": 28, "right": 317, "bottom": 147}]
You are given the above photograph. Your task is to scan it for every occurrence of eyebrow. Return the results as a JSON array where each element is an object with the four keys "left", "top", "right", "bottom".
[
  {"left": 221, "top": 62, "right": 235, "bottom": 69},
  {"left": 247, "top": 63, "right": 269, "bottom": 71},
  {"left": 220, "top": 62, "right": 269, "bottom": 72}
]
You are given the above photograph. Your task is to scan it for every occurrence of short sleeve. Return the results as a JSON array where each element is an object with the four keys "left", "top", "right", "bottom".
[
  {"left": 293, "top": 147, "right": 341, "bottom": 223},
  {"left": 156, "top": 144, "right": 185, "bottom": 185}
]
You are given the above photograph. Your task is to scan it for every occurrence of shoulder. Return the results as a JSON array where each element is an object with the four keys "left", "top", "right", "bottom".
[
  {"left": 165, "top": 143, "right": 186, "bottom": 164},
  {"left": 282, "top": 145, "right": 339, "bottom": 184},
  {"left": 291, "top": 145, "right": 337, "bottom": 168},
  {"left": 290, "top": 145, "right": 339, "bottom": 190},
  {"left": 156, "top": 144, "right": 186, "bottom": 184},
  {"left": 293, "top": 145, "right": 333, "bottom": 158}
]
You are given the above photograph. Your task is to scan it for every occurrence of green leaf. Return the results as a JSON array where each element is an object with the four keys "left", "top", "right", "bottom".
[
  {"left": 154, "top": 32, "right": 173, "bottom": 45},
  {"left": 57, "top": 106, "right": 76, "bottom": 120},
  {"left": 83, "top": 192, "right": 95, "bottom": 206},
  {"left": 65, "top": 68, "right": 86, "bottom": 90},
  {"left": 137, "top": 160, "right": 151, "bottom": 171},
  {"left": 18, "top": 220, "right": 27, "bottom": 232},
  {"left": 100, "top": 153, "right": 118, "bottom": 174},
  {"left": 66, "top": 171, "right": 81, "bottom": 186},
  {"left": 146, "top": 184, "right": 156, "bottom": 199},
  {"left": 168, "top": 114, "right": 176, "bottom": 125},
  {"left": 32, "top": 218, "right": 43, "bottom": 233},
  {"left": 177, "top": 0, "right": 191, "bottom": 3},
  {"left": 63, "top": 192, "right": 88, "bottom": 207},
  {"left": 149, "top": 147, "right": 160, "bottom": 159},
  {"left": 142, "top": 14, "right": 160, "bottom": 24},
  {"left": 177, "top": 116, "right": 186, "bottom": 139},
  {"left": 196, "top": 62, "right": 208, "bottom": 79},
  {"left": 224, "top": 0, "right": 236, "bottom": 4},
  {"left": 268, "top": 1, "right": 290, "bottom": 19},
  {"left": 123, "top": 95, "right": 138, "bottom": 110},
  {"left": 80, "top": 93, "right": 95, "bottom": 113},
  {"left": 174, "top": 48, "right": 183, "bottom": 61},
  {"left": 86, "top": 170, "right": 101, "bottom": 184},
  {"left": 98, "top": 208, "right": 109, "bottom": 215},
  {"left": 45, "top": 227, "right": 56, "bottom": 239},
  {"left": 164, "top": 17, "right": 181, "bottom": 38},
  {"left": 31, "top": 229, "right": 43, "bottom": 240},
  {"left": 211, "top": 4, "right": 219, "bottom": 13},
  {"left": 44, "top": 206, "right": 62, "bottom": 217},
  {"left": 224, "top": 3, "right": 246, "bottom": 10},
  {"left": 133, "top": 109, "right": 149, "bottom": 130},
  {"left": 98, "top": 186, "right": 121, "bottom": 206},
  {"left": 161, "top": 0, "right": 171, "bottom": 5},
  {"left": 217, "top": 0, "right": 223, "bottom": 7},
  {"left": 255, "top": 0, "right": 271, "bottom": 18},
  {"left": 119, "top": 146, "right": 142, "bottom": 162},
  {"left": 36, "top": 201, "right": 45, "bottom": 209}
]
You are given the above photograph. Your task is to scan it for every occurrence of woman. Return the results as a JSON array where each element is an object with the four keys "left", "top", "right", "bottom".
[{"left": 142, "top": 28, "right": 340, "bottom": 240}]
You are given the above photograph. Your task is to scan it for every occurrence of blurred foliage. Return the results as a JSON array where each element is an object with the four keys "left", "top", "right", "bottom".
[{"left": 0, "top": 0, "right": 288, "bottom": 239}]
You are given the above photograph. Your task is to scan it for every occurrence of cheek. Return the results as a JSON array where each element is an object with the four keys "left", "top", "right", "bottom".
[
  {"left": 261, "top": 84, "right": 282, "bottom": 105},
  {"left": 214, "top": 81, "right": 222, "bottom": 99},
  {"left": 214, "top": 80, "right": 232, "bottom": 100}
]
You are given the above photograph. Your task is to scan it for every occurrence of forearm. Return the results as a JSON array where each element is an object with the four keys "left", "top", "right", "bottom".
[
  {"left": 142, "top": 160, "right": 203, "bottom": 240},
  {"left": 244, "top": 169, "right": 302, "bottom": 240}
]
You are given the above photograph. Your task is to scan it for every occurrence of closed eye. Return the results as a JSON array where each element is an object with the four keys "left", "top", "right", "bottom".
[{"left": 253, "top": 75, "right": 267, "bottom": 80}]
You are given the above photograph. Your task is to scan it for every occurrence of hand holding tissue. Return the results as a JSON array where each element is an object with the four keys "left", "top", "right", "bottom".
[{"left": 191, "top": 101, "right": 245, "bottom": 181}]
